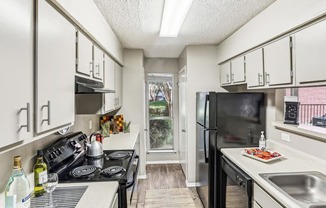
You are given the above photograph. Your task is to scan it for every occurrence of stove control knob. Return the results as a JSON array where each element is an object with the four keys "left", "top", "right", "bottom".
[
  {"left": 55, "top": 149, "right": 61, "bottom": 156},
  {"left": 69, "top": 140, "right": 77, "bottom": 148},
  {"left": 49, "top": 152, "right": 56, "bottom": 160}
]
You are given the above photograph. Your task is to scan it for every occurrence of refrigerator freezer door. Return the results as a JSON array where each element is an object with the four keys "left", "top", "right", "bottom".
[{"left": 196, "top": 92, "right": 209, "bottom": 127}]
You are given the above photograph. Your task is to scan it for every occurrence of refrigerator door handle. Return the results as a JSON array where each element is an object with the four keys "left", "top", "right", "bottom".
[
  {"left": 203, "top": 128, "right": 217, "bottom": 163},
  {"left": 203, "top": 129, "right": 209, "bottom": 163},
  {"left": 203, "top": 94, "right": 209, "bottom": 127}
]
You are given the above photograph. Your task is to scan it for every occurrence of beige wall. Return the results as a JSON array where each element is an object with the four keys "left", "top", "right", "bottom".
[
  {"left": 216, "top": 0, "right": 326, "bottom": 63},
  {"left": 120, "top": 49, "right": 147, "bottom": 177}
]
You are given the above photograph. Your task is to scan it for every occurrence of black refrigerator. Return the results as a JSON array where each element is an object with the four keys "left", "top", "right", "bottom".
[{"left": 196, "top": 92, "right": 266, "bottom": 208}]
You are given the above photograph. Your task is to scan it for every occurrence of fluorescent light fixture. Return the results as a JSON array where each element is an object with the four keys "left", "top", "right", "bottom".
[{"left": 159, "top": 0, "right": 193, "bottom": 37}]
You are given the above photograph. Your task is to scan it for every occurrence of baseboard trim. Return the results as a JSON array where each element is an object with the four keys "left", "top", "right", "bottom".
[
  {"left": 146, "top": 160, "right": 180, "bottom": 165},
  {"left": 138, "top": 174, "right": 147, "bottom": 179},
  {"left": 186, "top": 180, "right": 200, "bottom": 187}
]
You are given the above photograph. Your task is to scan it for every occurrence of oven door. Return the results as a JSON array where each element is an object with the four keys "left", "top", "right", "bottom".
[
  {"left": 126, "top": 155, "right": 140, "bottom": 206},
  {"left": 221, "top": 156, "right": 252, "bottom": 208}
]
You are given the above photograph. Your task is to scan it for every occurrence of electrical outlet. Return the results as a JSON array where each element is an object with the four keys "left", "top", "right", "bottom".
[
  {"left": 281, "top": 133, "right": 290, "bottom": 142},
  {"left": 89, "top": 120, "right": 93, "bottom": 130}
]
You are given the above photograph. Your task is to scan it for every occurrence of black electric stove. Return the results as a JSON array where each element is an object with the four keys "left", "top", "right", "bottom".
[
  {"left": 42, "top": 132, "right": 139, "bottom": 208},
  {"left": 57, "top": 149, "right": 134, "bottom": 183}
]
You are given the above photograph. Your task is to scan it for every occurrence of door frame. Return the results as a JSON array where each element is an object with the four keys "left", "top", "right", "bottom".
[{"left": 178, "top": 66, "right": 188, "bottom": 178}]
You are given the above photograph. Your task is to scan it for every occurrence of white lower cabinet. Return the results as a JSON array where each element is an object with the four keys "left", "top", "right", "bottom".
[
  {"left": 0, "top": 0, "right": 34, "bottom": 147},
  {"left": 253, "top": 200, "right": 262, "bottom": 208},
  {"left": 35, "top": 0, "right": 75, "bottom": 133},
  {"left": 254, "top": 183, "right": 283, "bottom": 208},
  {"left": 110, "top": 193, "right": 118, "bottom": 208}
]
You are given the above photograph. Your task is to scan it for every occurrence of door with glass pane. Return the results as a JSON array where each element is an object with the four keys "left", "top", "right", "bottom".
[{"left": 147, "top": 74, "right": 174, "bottom": 150}]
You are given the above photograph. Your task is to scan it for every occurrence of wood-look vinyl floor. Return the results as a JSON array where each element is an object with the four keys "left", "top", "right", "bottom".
[{"left": 130, "top": 164, "right": 203, "bottom": 208}]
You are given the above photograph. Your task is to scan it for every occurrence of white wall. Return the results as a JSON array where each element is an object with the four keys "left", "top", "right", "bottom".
[
  {"left": 216, "top": 0, "right": 326, "bottom": 63},
  {"left": 119, "top": 49, "right": 147, "bottom": 177},
  {"left": 144, "top": 58, "right": 180, "bottom": 163},
  {"left": 179, "top": 45, "right": 222, "bottom": 184}
]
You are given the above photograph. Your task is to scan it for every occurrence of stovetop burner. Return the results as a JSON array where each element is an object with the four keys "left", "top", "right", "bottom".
[
  {"left": 101, "top": 166, "right": 126, "bottom": 177},
  {"left": 107, "top": 151, "right": 131, "bottom": 160},
  {"left": 70, "top": 165, "right": 97, "bottom": 178}
]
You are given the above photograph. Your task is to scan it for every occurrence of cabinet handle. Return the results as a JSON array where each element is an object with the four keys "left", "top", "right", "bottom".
[
  {"left": 182, "top": 129, "right": 186, "bottom": 133},
  {"left": 265, "top": 72, "right": 270, "bottom": 85},
  {"left": 96, "top": 64, "right": 100, "bottom": 76},
  {"left": 232, "top": 73, "right": 234, "bottom": 82},
  {"left": 89, "top": 62, "right": 93, "bottom": 73},
  {"left": 41, "top": 101, "right": 51, "bottom": 125},
  {"left": 20, "top": 103, "right": 30, "bottom": 132},
  {"left": 226, "top": 74, "right": 230, "bottom": 83},
  {"left": 258, "top": 73, "right": 263, "bottom": 85}
]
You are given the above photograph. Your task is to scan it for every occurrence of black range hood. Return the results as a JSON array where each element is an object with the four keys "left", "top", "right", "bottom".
[{"left": 75, "top": 76, "right": 115, "bottom": 94}]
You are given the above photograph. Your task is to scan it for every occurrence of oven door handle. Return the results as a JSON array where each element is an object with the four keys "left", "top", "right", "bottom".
[
  {"left": 126, "top": 155, "right": 139, "bottom": 205},
  {"left": 126, "top": 155, "right": 139, "bottom": 188}
]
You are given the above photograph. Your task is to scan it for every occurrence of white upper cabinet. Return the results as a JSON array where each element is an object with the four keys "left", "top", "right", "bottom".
[
  {"left": 246, "top": 48, "right": 264, "bottom": 88},
  {"left": 35, "top": 0, "right": 75, "bottom": 133},
  {"left": 76, "top": 31, "right": 104, "bottom": 82},
  {"left": 231, "top": 56, "right": 246, "bottom": 84},
  {"left": 219, "top": 56, "right": 245, "bottom": 86},
  {"left": 76, "top": 31, "right": 93, "bottom": 76},
  {"left": 295, "top": 20, "right": 326, "bottom": 86},
  {"left": 104, "top": 55, "right": 116, "bottom": 113},
  {"left": 220, "top": 62, "right": 231, "bottom": 85},
  {"left": 0, "top": 0, "right": 33, "bottom": 147},
  {"left": 93, "top": 45, "right": 104, "bottom": 81},
  {"left": 264, "top": 36, "right": 293, "bottom": 86},
  {"left": 114, "top": 63, "right": 123, "bottom": 108}
]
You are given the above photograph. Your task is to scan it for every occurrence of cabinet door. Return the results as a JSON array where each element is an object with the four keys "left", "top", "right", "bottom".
[
  {"left": 76, "top": 31, "right": 93, "bottom": 76},
  {"left": 264, "top": 37, "right": 293, "bottom": 86},
  {"left": 246, "top": 48, "right": 264, "bottom": 88},
  {"left": 231, "top": 56, "right": 245, "bottom": 83},
  {"left": 104, "top": 55, "right": 115, "bottom": 112},
  {"left": 93, "top": 45, "right": 104, "bottom": 81},
  {"left": 36, "top": 0, "right": 75, "bottom": 133},
  {"left": 253, "top": 201, "right": 262, "bottom": 208},
  {"left": 114, "top": 63, "right": 123, "bottom": 108},
  {"left": 295, "top": 20, "right": 326, "bottom": 86},
  {"left": 110, "top": 193, "right": 118, "bottom": 208},
  {"left": 220, "top": 62, "right": 231, "bottom": 85},
  {"left": 254, "top": 183, "right": 283, "bottom": 208},
  {"left": 0, "top": 0, "right": 33, "bottom": 147}
]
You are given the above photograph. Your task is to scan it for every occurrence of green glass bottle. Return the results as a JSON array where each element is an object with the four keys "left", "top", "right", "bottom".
[{"left": 33, "top": 150, "right": 48, "bottom": 197}]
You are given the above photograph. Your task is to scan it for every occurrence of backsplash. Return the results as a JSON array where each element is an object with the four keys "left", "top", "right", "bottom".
[{"left": 0, "top": 114, "right": 100, "bottom": 191}]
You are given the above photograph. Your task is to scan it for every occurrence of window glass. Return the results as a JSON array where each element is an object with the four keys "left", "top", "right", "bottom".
[{"left": 147, "top": 73, "right": 174, "bottom": 150}]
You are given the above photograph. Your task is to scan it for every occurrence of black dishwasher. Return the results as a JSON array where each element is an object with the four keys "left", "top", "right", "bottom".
[{"left": 221, "top": 155, "right": 253, "bottom": 208}]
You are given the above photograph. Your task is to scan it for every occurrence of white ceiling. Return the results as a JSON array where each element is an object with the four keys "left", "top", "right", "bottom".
[{"left": 93, "top": 0, "right": 276, "bottom": 58}]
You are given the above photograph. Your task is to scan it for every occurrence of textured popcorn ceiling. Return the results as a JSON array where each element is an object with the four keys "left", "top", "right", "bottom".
[{"left": 93, "top": 0, "right": 276, "bottom": 58}]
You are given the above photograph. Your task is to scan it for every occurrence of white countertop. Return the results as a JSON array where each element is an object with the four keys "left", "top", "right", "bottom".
[
  {"left": 58, "top": 181, "right": 119, "bottom": 208},
  {"left": 221, "top": 141, "right": 326, "bottom": 208},
  {"left": 102, "top": 125, "right": 140, "bottom": 150},
  {"left": 0, "top": 179, "right": 119, "bottom": 208}
]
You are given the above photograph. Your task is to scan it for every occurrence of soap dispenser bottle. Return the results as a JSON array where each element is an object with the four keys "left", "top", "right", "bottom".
[{"left": 259, "top": 131, "right": 266, "bottom": 150}]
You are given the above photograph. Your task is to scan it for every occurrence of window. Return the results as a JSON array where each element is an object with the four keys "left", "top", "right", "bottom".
[
  {"left": 285, "top": 86, "right": 326, "bottom": 128},
  {"left": 147, "top": 73, "right": 174, "bottom": 150}
]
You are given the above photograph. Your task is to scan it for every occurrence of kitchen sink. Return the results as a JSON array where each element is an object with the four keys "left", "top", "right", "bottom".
[{"left": 260, "top": 171, "right": 326, "bottom": 208}]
